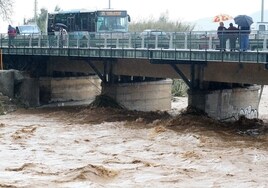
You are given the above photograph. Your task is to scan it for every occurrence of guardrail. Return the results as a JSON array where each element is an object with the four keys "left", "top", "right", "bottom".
[{"left": 1, "top": 30, "right": 267, "bottom": 51}]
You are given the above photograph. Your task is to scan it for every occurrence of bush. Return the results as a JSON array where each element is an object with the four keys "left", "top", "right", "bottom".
[{"left": 171, "top": 79, "right": 188, "bottom": 97}]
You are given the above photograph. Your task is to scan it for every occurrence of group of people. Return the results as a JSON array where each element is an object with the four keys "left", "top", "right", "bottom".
[{"left": 217, "top": 22, "right": 250, "bottom": 51}]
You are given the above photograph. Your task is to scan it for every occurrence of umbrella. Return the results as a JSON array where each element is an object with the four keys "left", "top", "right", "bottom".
[
  {"left": 234, "top": 15, "right": 253, "bottom": 27},
  {"left": 55, "top": 23, "right": 67, "bottom": 28},
  {"left": 213, "top": 14, "right": 233, "bottom": 22}
]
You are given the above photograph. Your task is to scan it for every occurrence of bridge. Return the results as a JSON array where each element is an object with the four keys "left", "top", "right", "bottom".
[{"left": 1, "top": 31, "right": 268, "bottom": 121}]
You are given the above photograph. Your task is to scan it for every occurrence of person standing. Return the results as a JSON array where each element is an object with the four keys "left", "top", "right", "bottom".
[
  {"left": 227, "top": 23, "right": 239, "bottom": 51},
  {"left": 8, "top": 25, "right": 16, "bottom": 47},
  {"left": 217, "top": 22, "right": 227, "bottom": 51},
  {"left": 239, "top": 26, "right": 251, "bottom": 51},
  {"left": 47, "top": 23, "right": 55, "bottom": 47},
  {"left": 59, "top": 27, "right": 68, "bottom": 48}
]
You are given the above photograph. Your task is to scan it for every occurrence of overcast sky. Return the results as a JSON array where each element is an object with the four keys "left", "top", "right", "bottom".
[{"left": 0, "top": 0, "right": 266, "bottom": 32}]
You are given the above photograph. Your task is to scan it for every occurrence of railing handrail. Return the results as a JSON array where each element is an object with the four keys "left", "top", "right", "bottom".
[
  {"left": 1, "top": 30, "right": 268, "bottom": 64},
  {"left": 1, "top": 30, "right": 267, "bottom": 50}
]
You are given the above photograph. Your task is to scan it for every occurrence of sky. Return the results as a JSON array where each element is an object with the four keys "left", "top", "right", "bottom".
[{"left": 0, "top": 0, "right": 267, "bottom": 32}]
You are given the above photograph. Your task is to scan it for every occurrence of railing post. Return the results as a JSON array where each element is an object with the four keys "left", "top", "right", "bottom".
[
  {"left": 169, "top": 33, "right": 173, "bottom": 49},
  {"left": 29, "top": 35, "right": 32, "bottom": 47},
  {"left": 67, "top": 35, "right": 69, "bottom": 48},
  {"left": 263, "top": 34, "right": 267, "bottom": 51},
  {"left": 116, "top": 38, "right": 119, "bottom": 48},
  {"left": 57, "top": 35, "right": 59, "bottom": 48},
  {"left": 104, "top": 35, "right": 107, "bottom": 48},
  {"left": 87, "top": 33, "right": 90, "bottom": 48},
  {"left": 184, "top": 32, "right": 188, "bottom": 49},
  {"left": 209, "top": 34, "right": 213, "bottom": 49},
  {"left": 155, "top": 35, "right": 158, "bottom": 49},
  {"left": 38, "top": 35, "right": 41, "bottom": 47},
  {"left": 77, "top": 38, "right": 79, "bottom": 48},
  {"left": 141, "top": 35, "right": 145, "bottom": 48},
  {"left": 128, "top": 35, "right": 131, "bottom": 48},
  {"left": 226, "top": 38, "right": 230, "bottom": 50},
  {"left": 0, "top": 49, "right": 2, "bottom": 70},
  {"left": 0, "top": 34, "right": 2, "bottom": 48}
]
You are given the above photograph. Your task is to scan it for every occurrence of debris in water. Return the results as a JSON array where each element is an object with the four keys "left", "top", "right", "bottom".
[{"left": 89, "top": 95, "right": 124, "bottom": 109}]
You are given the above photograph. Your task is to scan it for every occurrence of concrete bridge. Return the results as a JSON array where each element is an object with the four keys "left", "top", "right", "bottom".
[{"left": 1, "top": 31, "right": 268, "bottom": 121}]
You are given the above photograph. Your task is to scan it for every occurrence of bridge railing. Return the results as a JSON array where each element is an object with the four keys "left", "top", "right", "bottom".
[{"left": 0, "top": 30, "right": 267, "bottom": 51}]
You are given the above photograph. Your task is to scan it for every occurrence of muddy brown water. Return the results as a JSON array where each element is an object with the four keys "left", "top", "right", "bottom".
[{"left": 0, "top": 92, "right": 268, "bottom": 187}]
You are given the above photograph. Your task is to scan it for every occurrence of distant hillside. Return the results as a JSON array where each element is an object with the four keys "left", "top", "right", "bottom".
[{"left": 192, "top": 9, "right": 268, "bottom": 31}]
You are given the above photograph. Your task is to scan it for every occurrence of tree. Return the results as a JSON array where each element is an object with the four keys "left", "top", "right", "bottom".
[
  {"left": 54, "top": 5, "right": 61, "bottom": 12},
  {"left": 0, "top": 0, "right": 14, "bottom": 21},
  {"left": 25, "top": 6, "right": 61, "bottom": 33},
  {"left": 37, "top": 8, "right": 48, "bottom": 33},
  {"left": 25, "top": 8, "right": 47, "bottom": 33}
]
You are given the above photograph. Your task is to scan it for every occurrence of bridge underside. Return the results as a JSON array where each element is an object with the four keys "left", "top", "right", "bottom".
[{"left": 4, "top": 55, "right": 268, "bottom": 85}]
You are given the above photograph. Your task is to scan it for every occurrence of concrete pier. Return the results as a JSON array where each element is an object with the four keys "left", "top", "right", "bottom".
[
  {"left": 102, "top": 79, "right": 172, "bottom": 111},
  {"left": 188, "top": 86, "right": 260, "bottom": 121}
]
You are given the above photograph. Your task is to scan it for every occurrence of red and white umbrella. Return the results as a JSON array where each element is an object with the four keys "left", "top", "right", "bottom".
[{"left": 213, "top": 14, "right": 233, "bottom": 22}]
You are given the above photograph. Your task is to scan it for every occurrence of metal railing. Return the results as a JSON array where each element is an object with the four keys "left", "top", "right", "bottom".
[
  {"left": 1, "top": 30, "right": 267, "bottom": 51},
  {"left": 2, "top": 31, "right": 268, "bottom": 64}
]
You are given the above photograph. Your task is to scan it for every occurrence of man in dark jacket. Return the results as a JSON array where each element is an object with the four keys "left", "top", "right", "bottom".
[
  {"left": 227, "top": 23, "right": 239, "bottom": 51},
  {"left": 217, "top": 22, "right": 227, "bottom": 51},
  {"left": 47, "top": 24, "right": 55, "bottom": 47}
]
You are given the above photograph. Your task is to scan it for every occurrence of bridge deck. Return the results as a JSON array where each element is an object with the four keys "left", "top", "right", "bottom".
[
  {"left": 3, "top": 47, "right": 268, "bottom": 64},
  {"left": 2, "top": 32, "right": 268, "bottom": 86}
]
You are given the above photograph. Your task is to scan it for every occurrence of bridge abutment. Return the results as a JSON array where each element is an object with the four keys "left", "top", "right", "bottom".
[
  {"left": 0, "top": 70, "right": 14, "bottom": 98},
  {"left": 39, "top": 76, "right": 101, "bottom": 104},
  {"left": 101, "top": 79, "right": 172, "bottom": 111},
  {"left": 188, "top": 86, "right": 260, "bottom": 121},
  {"left": 18, "top": 78, "right": 40, "bottom": 107},
  {"left": 0, "top": 70, "right": 40, "bottom": 107}
]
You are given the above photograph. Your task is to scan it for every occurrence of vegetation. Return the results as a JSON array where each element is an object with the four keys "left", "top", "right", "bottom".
[
  {"left": 172, "top": 79, "right": 189, "bottom": 97},
  {"left": 36, "top": 8, "right": 48, "bottom": 33},
  {"left": 0, "top": 0, "right": 13, "bottom": 21},
  {"left": 25, "top": 6, "right": 60, "bottom": 33},
  {"left": 24, "top": 8, "right": 48, "bottom": 33},
  {"left": 129, "top": 11, "right": 195, "bottom": 32}
]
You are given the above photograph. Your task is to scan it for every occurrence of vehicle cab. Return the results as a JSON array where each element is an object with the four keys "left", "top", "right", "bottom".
[
  {"left": 250, "top": 22, "right": 268, "bottom": 37},
  {"left": 249, "top": 22, "right": 268, "bottom": 50},
  {"left": 251, "top": 22, "right": 268, "bottom": 32},
  {"left": 16, "top": 24, "right": 41, "bottom": 38}
]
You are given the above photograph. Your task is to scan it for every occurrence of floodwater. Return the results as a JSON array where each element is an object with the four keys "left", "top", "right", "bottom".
[{"left": 0, "top": 94, "right": 268, "bottom": 187}]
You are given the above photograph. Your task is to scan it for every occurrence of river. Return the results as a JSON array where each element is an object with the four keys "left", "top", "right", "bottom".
[{"left": 0, "top": 88, "right": 268, "bottom": 187}]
